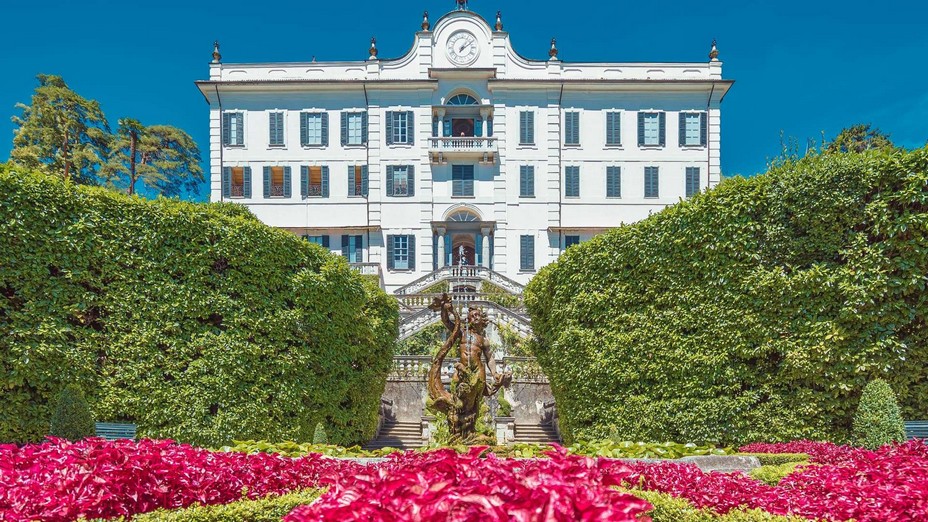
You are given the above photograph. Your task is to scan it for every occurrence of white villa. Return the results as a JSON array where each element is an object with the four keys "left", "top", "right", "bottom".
[{"left": 196, "top": 2, "right": 733, "bottom": 294}]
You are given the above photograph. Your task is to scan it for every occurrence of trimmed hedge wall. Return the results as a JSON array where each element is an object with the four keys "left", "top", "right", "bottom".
[
  {"left": 525, "top": 148, "right": 928, "bottom": 444},
  {"left": 0, "top": 166, "right": 397, "bottom": 446}
]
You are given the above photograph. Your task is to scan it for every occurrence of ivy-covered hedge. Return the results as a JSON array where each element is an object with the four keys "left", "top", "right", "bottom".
[
  {"left": 525, "top": 148, "right": 928, "bottom": 444},
  {"left": 0, "top": 166, "right": 397, "bottom": 446}
]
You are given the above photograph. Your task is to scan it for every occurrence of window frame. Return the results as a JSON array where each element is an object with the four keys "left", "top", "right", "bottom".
[
  {"left": 606, "top": 166, "right": 622, "bottom": 198},
  {"left": 230, "top": 167, "right": 245, "bottom": 198},
  {"left": 452, "top": 164, "right": 475, "bottom": 198},
  {"left": 564, "top": 111, "right": 580, "bottom": 146},
  {"left": 392, "top": 111, "right": 409, "bottom": 145},
  {"left": 641, "top": 112, "right": 662, "bottom": 147},
  {"left": 564, "top": 235, "right": 581, "bottom": 250},
  {"left": 605, "top": 111, "right": 622, "bottom": 147},
  {"left": 519, "top": 165, "right": 535, "bottom": 198},
  {"left": 393, "top": 235, "right": 410, "bottom": 270},
  {"left": 392, "top": 166, "right": 410, "bottom": 197},
  {"left": 268, "top": 111, "right": 285, "bottom": 147},
  {"left": 519, "top": 110, "right": 535, "bottom": 146},
  {"left": 222, "top": 111, "right": 245, "bottom": 147},
  {"left": 681, "top": 112, "right": 705, "bottom": 147},
  {"left": 520, "top": 235, "right": 535, "bottom": 272},
  {"left": 303, "top": 112, "right": 325, "bottom": 147},
  {"left": 644, "top": 166, "right": 660, "bottom": 199},
  {"left": 346, "top": 112, "right": 364, "bottom": 146},
  {"left": 685, "top": 166, "right": 701, "bottom": 197},
  {"left": 565, "top": 166, "right": 580, "bottom": 198}
]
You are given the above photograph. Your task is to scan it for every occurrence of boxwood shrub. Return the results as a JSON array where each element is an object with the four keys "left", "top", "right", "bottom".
[
  {"left": 0, "top": 166, "right": 397, "bottom": 446},
  {"left": 525, "top": 148, "right": 928, "bottom": 444}
]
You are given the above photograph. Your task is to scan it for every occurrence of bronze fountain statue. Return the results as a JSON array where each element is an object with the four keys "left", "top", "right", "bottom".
[{"left": 427, "top": 292, "right": 512, "bottom": 443}]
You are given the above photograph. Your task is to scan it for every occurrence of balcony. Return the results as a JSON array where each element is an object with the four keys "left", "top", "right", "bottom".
[{"left": 429, "top": 137, "right": 497, "bottom": 165}]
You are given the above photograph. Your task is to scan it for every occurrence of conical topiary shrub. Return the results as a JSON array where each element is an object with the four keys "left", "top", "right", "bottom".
[
  {"left": 312, "top": 422, "right": 328, "bottom": 445},
  {"left": 49, "top": 385, "right": 95, "bottom": 441},
  {"left": 852, "top": 379, "right": 906, "bottom": 449}
]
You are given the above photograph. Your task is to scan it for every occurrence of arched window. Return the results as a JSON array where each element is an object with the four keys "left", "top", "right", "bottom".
[
  {"left": 447, "top": 210, "right": 480, "bottom": 222},
  {"left": 447, "top": 94, "right": 479, "bottom": 106}
]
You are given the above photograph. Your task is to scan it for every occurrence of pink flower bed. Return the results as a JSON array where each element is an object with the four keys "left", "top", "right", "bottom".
[
  {"left": 0, "top": 437, "right": 358, "bottom": 522},
  {"left": 630, "top": 440, "right": 928, "bottom": 521},
  {"left": 738, "top": 440, "right": 857, "bottom": 464},
  {"left": 285, "top": 446, "right": 651, "bottom": 521}
]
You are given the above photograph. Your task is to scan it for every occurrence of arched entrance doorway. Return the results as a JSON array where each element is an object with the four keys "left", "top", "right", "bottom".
[
  {"left": 433, "top": 207, "right": 495, "bottom": 271},
  {"left": 451, "top": 234, "right": 476, "bottom": 266}
]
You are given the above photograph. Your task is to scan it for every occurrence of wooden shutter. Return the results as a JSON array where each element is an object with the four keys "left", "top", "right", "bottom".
[
  {"left": 300, "top": 113, "right": 308, "bottom": 146},
  {"left": 263, "top": 166, "right": 271, "bottom": 199},
  {"left": 385, "top": 111, "right": 394, "bottom": 145},
  {"left": 474, "top": 117, "right": 483, "bottom": 137},
  {"left": 222, "top": 167, "right": 231, "bottom": 198},
  {"left": 283, "top": 166, "right": 292, "bottom": 198},
  {"left": 321, "top": 236, "right": 330, "bottom": 249},
  {"left": 243, "top": 167, "right": 252, "bottom": 198},
  {"left": 321, "top": 113, "right": 329, "bottom": 147},
  {"left": 432, "top": 116, "right": 439, "bottom": 138},
  {"left": 520, "top": 165, "right": 534, "bottom": 197},
  {"left": 236, "top": 114, "right": 244, "bottom": 145},
  {"left": 354, "top": 235, "right": 363, "bottom": 263},
  {"left": 407, "top": 235, "right": 416, "bottom": 271},
  {"left": 407, "top": 165, "right": 415, "bottom": 197},
  {"left": 658, "top": 112, "right": 666, "bottom": 146},
  {"left": 340, "top": 112, "right": 348, "bottom": 146},
  {"left": 566, "top": 112, "right": 579, "bottom": 145},
  {"left": 405, "top": 111, "right": 414, "bottom": 144},
  {"left": 342, "top": 235, "right": 351, "bottom": 260},
  {"left": 443, "top": 118, "right": 452, "bottom": 137},
  {"left": 348, "top": 166, "right": 356, "bottom": 197},
  {"left": 607, "top": 112, "right": 620, "bottom": 145},
  {"left": 700, "top": 112, "right": 708, "bottom": 146},
  {"left": 487, "top": 117, "right": 493, "bottom": 137},
  {"left": 361, "top": 165, "right": 369, "bottom": 196},
  {"left": 638, "top": 113, "right": 645, "bottom": 146},
  {"left": 566, "top": 166, "right": 580, "bottom": 197},
  {"left": 607, "top": 166, "right": 621, "bottom": 198},
  {"left": 361, "top": 112, "right": 369, "bottom": 144},
  {"left": 386, "top": 166, "right": 394, "bottom": 196},
  {"left": 386, "top": 235, "right": 395, "bottom": 270},
  {"left": 321, "top": 166, "right": 330, "bottom": 198},
  {"left": 520, "top": 235, "right": 534, "bottom": 271},
  {"left": 300, "top": 166, "right": 308, "bottom": 198},
  {"left": 679, "top": 113, "right": 687, "bottom": 147},
  {"left": 222, "top": 113, "right": 231, "bottom": 146},
  {"left": 269, "top": 113, "right": 278, "bottom": 145}
]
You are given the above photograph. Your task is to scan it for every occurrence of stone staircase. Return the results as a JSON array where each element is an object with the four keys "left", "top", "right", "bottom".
[
  {"left": 513, "top": 422, "right": 561, "bottom": 444},
  {"left": 362, "top": 420, "right": 425, "bottom": 451}
]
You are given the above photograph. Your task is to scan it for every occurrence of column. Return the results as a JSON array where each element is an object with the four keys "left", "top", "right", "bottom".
[
  {"left": 481, "top": 227, "right": 492, "bottom": 269},
  {"left": 479, "top": 108, "right": 491, "bottom": 143},
  {"left": 437, "top": 227, "right": 447, "bottom": 269}
]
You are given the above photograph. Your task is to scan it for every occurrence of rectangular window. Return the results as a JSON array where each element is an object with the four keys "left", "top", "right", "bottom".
[
  {"left": 305, "top": 235, "right": 329, "bottom": 249},
  {"left": 641, "top": 112, "right": 661, "bottom": 146},
  {"left": 347, "top": 113, "right": 364, "bottom": 145},
  {"left": 222, "top": 112, "right": 244, "bottom": 146},
  {"left": 308, "top": 166, "right": 323, "bottom": 197},
  {"left": 270, "top": 166, "right": 285, "bottom": 197},
  {"left": 685, "top": 167, "right": 701, "bottom": 197},
  {"left": 393, "top": 235, "right": 409, "bottom": 270},
  {"left": 519, "top": 110, "right": 535, "bottom": 145},
  {"left": 564, "top": 235, "right": 580, "bottom": 250},
  {"left": 230, "top": 167, "right": 245, "bottom": 198},
  {"left": 349, "top": 165, "right": 368, "bottom": 197},
  {"left": 302, "top": 113, "right": 324, "bottom": 146},
  {"left": 519, "top": 165, "right": 534, "bottom": 198},
  {"left": 606, "top": 166, "right": 621, "bottom": 198},
  {"left": 342, "top": 235, "right": 363, "bottom": 263},
  {"left": 564, "top": 111, "right": 580, "bottom": 145},
  {"left": 606, "top": 111, "right": 622, "bottom": 146},
  {"left": 644, "top": 166, "right": 660, "bottom": 198},
  {"left": 269, "top": 111, "right": 284, "bottom": 146},
  {"left": 452, "top": 165, "right": 475, "bottom": 197},
  {"left": 391, "top": 111, "right": 411, "bottom": 144},
  {"left": 520, "top": 235, "right": 534, "bottom": 271},
  {"left": 393, "top": 166, "right": 409, "bottom": 196},
  {"left": 681, "top": 113, "right": 705, "bottom": 146},
  {"left": 565, "top": 166, "right": 580, "bottom": 198}
]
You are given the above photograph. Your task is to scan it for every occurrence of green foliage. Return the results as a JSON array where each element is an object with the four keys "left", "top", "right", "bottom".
[
  {"left": 312, "top": 422, "right": 328, "bottom": 445},
  {"left": 825, "top": 124, "right": 895, "bottom": 154},
  {"left": 497, "top": 393, "right": 513, "bottom": 417},
  {"left": 749, "top": 462, "right": 805, "bottom": 486},
  {"left": 526, "top": 147, "right": 928, "bottom": 444},
  {"left": 852, "top": 379, "right": 906, "bottom": 449},
  {"left": 48, "top": 384, "right": 95, "bottom": 441},
  {"left": 481, "top": 281, "right": 523, "bottom": 310},
  {"left": 102, "top": 118, "right": 204, "bottom": 197},
  {"left": 221, "top": 440, "right": 399, "bottom": 458},
  {"left": 570, "top": 440, "right": 729, "bottom": 459},
  {"left": 628, "top": 490, "right": 811, "bottom": 521},
  {"left": 91, "top": 490, "right": 322, "bottom": 522},
  {"left": 11, "top": 74, "right": 110, "bottom": 184},
  {"left": 0, "top": 166, "right": 397, "bottom": 446},
  {"left": 735, "top": 453, "right": 810, "bottom": 466},
  {"left": 395, "top": 322, "right": 446, "bottom": 356}
]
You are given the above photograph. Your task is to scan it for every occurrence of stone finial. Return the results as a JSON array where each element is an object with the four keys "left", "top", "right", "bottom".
[
  {"left": 495, "top": 11, "right": 504, "bottom": 31},
  {"left": 456, "top": 0, "right": 468, "bottom": 11},
  {"left": 548, "top": 38, "right": 559, "bottom": 61},
  {"left": 422, "top": 11, "right": 430, "bottom": 31},
  {"left": 211, "top": 41, "right": 222, "bottom": 63},
  {"left": 709, "top": 39, "right": 719, "bottom": 61},
  {"left": 369, "top": 37, "right": 378, "bottom": 60}
]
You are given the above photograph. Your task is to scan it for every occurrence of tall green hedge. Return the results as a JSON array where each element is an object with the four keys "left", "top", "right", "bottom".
[
  {"left": 0, "top": 165, "right": 397, "bottom": 446},
  {"left": 525, "top": 148, "right": 928, "bottom": 444}
]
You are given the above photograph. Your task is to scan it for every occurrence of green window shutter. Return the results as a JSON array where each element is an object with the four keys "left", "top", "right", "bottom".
[
  {"left": 236, "top": 114, "right": 244, "bottom": 145},
  {"left": 408, "top": 235, "right": 416, "bottom": 271},
  {"left": 321, "top": 113, "right": 329, "bottom": 147},
  {"left": 638, "top": 112, "right": 645, "bottom": 146},
  {"left": 565, "top": 112, "right": 579, "bottom": 145},
  {"left": 679, "top": 113, "right": 687, "bottom": 147},
  {"left": 321, "top": 166, "right": 330, "bottom": 198},
  {"left": 222, "top": 167, "right": 231, "bottom": 198},
  {"left": 386, "top": 235, "right": 395, "bottom": 270},
  {"left": 520, "top": 165, "right": 534, "bottom": 197},
  {"left": 269, "top": 112, "right": 282, "bottom": 146},
  {"left": 283, "top": 166, "right": 292, "bottom": 198},
  {"left": 406, "top": 111, "right": 415, "bottom": 144},
  {"left": 606, "top": 112, "right": 621, "bottom": 146},
  {"left": 407, "top": 165, "right": 415, "bottom": 197},
  {"left": 348, "top": 166, "right": 356, "bottom": 197},
  {"left": 700, "top": 112, "right": 708, "bottom": 146},
  {"left": 686, "top": 167, "right": 700, "bottom": 197},
  {"left": 487, "top": 117, "right": 493, "bottom": 137},
  {"left": 243, "top": 167, "right": 252, "bottom": 198},
  {"left": 645, "top": 166, "right": 659, "bottom": 198},
  {"left": 474, "top": 117, "right": 483, "bottom": 137},
  {"left": 263, "top": 167, "right": 271, "bottom": 199},
  {"left": 341, "top": 112, "right": 348, "bottom": 146},
  {"left": 520, "top": 235, "right": 534, "bottom": 271},
  {"left": 443, "top": 118, "right": 452, "bottom": 137},
  {"left": 432, "top": 116, "right": 439, "bottom": 137},
  {"left": 385, "top": 111, "right": 394, "bottom": 145},
  {"left": 386, "top": 166, "right": 394, "bottom": 196},
  {"left": 300, "top": 113, "right": 308, "bottom": 146},
  {"left": 222, "top": 113, "right": 231, "bottom": 145},
  {"left": 658, "top": 112, "right": 666, "bottom": 146},
  {"left": 361, "top": 165, "right": 369, "bottom": 196},
  {"left": 607, "top": 166, "right": 621, "bottom": 198},
  {"left": 520, "top": 111, "right": 535, "bottom": 144},
  {"left": 361, "top": 112, "right": 369, "bottom": 144},
  {"left": 300, "top": 166, "right": 308, "bottom": 198},
  {"left": 341, "top": 235, "right": 351, "bottom": 260},
  {"left": 321, "top": 236, "right": 330, "bottom": 249},
  {"left": 565, "top": 166, "right": 580, "bottom": 198}
]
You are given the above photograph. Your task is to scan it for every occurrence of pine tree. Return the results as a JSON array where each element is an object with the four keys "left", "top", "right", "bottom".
[
  {"left": 49, "top": 385, "right": 95, "bottom": 441},
  {"left": 312, "top": 422, "right": 328, "bottom": 445},
  {"left": 11, "top": 74, "right": 110, "bottom": 184},
  {"left": 103, "top": 118, "right": 203, "bottom": 197},
  {"left": 852, "top": 379, "right": 906, "bottom": 449}
]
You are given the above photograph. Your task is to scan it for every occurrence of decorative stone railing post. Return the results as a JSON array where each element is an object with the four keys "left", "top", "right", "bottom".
[
  {"left": 421, "top": 415, "right": 436, "bottom": 444},
  {"left": 495, "top": 416, "right": 515, "bottom": 445}
]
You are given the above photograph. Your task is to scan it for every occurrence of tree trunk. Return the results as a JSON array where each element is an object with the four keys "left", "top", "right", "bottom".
[
  {"left": 127, "top": 130, "right": 138, "bottom": 195},
  {"left": 62, "top": 128, "right": 70, "bottom": 181}
]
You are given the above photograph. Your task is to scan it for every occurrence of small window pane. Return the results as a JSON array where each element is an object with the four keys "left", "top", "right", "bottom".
[
  {"left": 645, "top": 167, "right": 659, "bottom": 198},
  {"left": 306, "top": 114, "right": 323, "bottom": 145},
  {"left": 393, "top": 166, "right": 409, "bottom": 196},
  {"left": 684, "top": 114, "right": 702, "bottom": 146},
  {"left": 564, "top": 236, "right": 580, "bottom": 249},
  {"left": 231, "top": 167, "right": 244, "bottom": 198},
  {"left": 347, "top": 113, "right": 363, "bottom": 145},
  {"left": 393, "top": 112, "right": 408, "bottom": 144},
  {"left": 643, "top": 113, "right": 660, "bottom": 146},
  {"left": 394, "top": 235, "right": 409, "bottom": 270}
]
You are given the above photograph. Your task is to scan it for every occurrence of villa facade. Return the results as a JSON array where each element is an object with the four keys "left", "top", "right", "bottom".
[{"left": 196, "top": 5, "right": 733, "bottom": 292}]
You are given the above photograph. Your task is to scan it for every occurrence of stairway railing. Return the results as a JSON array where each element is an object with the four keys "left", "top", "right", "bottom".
[{"left": 393, "top": 265, "right": 525, "bottom": 296}]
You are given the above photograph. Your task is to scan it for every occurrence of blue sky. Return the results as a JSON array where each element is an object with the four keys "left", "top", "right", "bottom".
[{"left": 1, "top": 0, "right": 926, "bottom": 201}]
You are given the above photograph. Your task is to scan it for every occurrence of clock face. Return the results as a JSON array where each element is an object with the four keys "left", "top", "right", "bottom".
[{"left": 447, "top": 31, "right": 479, "bottom": 66}]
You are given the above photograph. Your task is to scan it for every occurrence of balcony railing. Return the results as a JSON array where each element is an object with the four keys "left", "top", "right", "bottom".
[
  {"left": 231, "top": 185, "right": 245, "bottom": 198},
  {"left": 429, "top": 137, "right": 497, "bottom": 164},
  {"left": 350, "top": 263, "right": 385, "bottom": 290},
  {"left": 307, "top": 184, "right": 323, "bottom": 197},
  {"left": 270, "top": 184, "right": 285, "bottom": 197}
]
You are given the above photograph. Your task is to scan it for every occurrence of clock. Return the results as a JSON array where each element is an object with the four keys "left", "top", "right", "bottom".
[{"left": 446, "top": 31, "right": 479, "bottom": 66}]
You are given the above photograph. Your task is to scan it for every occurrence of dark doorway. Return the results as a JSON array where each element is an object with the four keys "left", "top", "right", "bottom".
[{"left": 452, "top": 118, "right": 475, "bottom": 137}]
